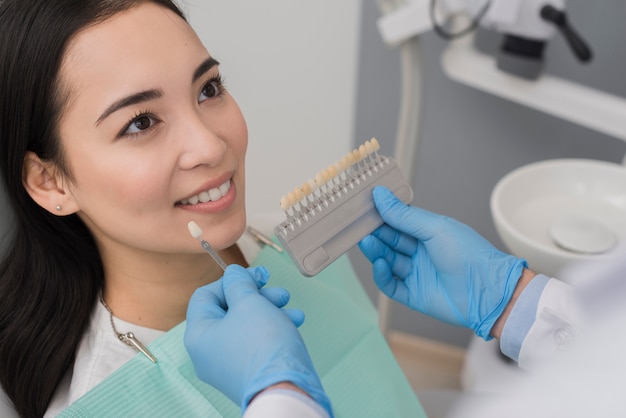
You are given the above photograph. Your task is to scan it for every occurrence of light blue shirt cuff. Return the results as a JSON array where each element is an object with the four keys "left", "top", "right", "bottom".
[{"left": 500, "top": 274, "right": 550, "bottom": 363}]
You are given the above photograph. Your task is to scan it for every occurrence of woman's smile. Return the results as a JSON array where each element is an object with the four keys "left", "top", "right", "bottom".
[{"left": 176, "top": 177, "right": 237, "bottom": 213}]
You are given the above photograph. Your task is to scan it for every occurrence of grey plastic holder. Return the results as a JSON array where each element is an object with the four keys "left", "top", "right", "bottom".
[{"left": 274, "top": 156, "right": 413, "bottom": 277}]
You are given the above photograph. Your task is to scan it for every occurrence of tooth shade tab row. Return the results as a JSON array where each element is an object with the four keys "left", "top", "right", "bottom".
[
  {"left": 273, "top": 137, "right": 413, "bottom": 277},
  {"left": 278, "top": 138, "right": 386, "bottom": 218},
  {"left": 179, "top": 180, "right": 231, "bottom": 205}
]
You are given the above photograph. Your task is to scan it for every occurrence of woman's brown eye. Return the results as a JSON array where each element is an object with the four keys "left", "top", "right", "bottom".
[
  {"left": 199, "top": 78, "right": 224, "bottom": 103},
  {"left": 203, "top": 82, "right": 218, "bottom": 98},
  {"left": 133, "top": 116, "right": 152, "bottom": 130},
  {"left": 121, "top": 114, "right": 158, "bottom": 137}
]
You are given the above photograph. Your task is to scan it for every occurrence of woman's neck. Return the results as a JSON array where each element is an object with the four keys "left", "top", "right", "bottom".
[{"left": 101, "top": 245, "right": 247, "bottom": 331}]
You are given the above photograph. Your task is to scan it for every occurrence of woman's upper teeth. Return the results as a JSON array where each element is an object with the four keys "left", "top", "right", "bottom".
[{"left": 180, "top": 180, "right": 230, "bottom": 205}]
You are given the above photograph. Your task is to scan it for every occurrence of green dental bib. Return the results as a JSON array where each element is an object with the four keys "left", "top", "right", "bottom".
[{"left": 60, "top": 245, "right": 426, "bottom": 418}]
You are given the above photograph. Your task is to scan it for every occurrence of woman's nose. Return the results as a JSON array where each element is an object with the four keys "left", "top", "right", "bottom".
[{"left": 177, "top": 111, "right": 227, "bottom": 169}]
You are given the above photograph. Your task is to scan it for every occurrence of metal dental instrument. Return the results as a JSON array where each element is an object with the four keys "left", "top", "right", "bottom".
[
  {"left": 247, "top": 225, "right": 283, "bottom": 253},
  {"left": 187, "top": 221, "right": 229, "bottom": 271}
]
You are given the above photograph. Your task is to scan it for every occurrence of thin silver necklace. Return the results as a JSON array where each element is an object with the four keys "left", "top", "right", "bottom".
[{"left": 99, "top": 294, "right": 158, "bottom": 363}]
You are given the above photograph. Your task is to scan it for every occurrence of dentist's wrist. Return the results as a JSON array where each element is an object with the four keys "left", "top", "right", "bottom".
[{"left": 490, "top": 268, "right": 537, "bottom": 340}]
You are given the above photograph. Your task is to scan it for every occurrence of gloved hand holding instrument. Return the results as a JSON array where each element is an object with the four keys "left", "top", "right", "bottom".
[{"left": 184, "top": 265, "right": 332, "bottom": 416}]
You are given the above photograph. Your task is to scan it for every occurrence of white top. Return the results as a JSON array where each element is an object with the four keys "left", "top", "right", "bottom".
[
  {"left": 44, "top": 296, "right": 328, "bottom": 418},
  {"left": 0, "top": 288, "right": 168, "bottom": 418},
  {"left": 44, "top": 301, "right": 165, "bottom": 416}
]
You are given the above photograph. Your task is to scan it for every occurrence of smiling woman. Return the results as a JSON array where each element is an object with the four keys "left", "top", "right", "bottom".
[
  {"left": 0, "top": 1, "right": 249, "bottom": 416},
  {"left": 0, "top": 1, "right": 423, "bottom": 417}
]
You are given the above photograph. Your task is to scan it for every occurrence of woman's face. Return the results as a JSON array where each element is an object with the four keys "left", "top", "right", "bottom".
[{"left": 56, "top": 2, "right": 248, "bottom": 255}]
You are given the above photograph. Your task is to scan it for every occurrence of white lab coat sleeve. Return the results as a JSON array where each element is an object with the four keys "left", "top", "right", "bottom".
[
  {"left": 516, "top": 277, "right": 579, "bottom": 369},
  {"left": 451, "top": 256, "right": 626, "bottom": 418},
  {"left": 499, "top": 274, "right": 550, "bottom": 362},
  {"left": 243, "top": 389, "right": 329, "bottom": 418},
  {"left": 500, "top": 275, "right": 580, "bottom": 370}
]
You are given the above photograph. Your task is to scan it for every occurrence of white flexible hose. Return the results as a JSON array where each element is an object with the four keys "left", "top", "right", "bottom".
[{"left": 373, "top": 0, "right": 424, "bottom": 337}]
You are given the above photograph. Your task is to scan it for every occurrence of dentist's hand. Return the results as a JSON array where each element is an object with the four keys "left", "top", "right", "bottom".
[
  {"left": 184, "top": 265, "right": 332, "bottom": 417},
  {"left": 359, "top": 186, "right": 527, "bottom": 340}
]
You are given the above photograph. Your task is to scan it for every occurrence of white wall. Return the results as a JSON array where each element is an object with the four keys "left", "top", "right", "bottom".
[{"left": 185, "top": 1, "right": 362, "bottom": 218}]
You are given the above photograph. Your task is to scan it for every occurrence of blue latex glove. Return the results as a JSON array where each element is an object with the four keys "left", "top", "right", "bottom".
[
  {"left": 184, "top": 265, "right": 332, "bottom": 417},
  {"left": 359, "top": 186, "right": 527, "bottom": 340}
]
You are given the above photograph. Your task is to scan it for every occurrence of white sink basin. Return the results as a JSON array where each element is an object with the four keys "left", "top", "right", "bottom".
[{"left": 491, "top": 159, "right": 626, "bottom": 279}]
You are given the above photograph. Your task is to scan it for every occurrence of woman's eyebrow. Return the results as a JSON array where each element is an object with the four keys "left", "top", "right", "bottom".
[
  {"left": 96, "top": 89, "right": 163, "bottom": 126},
  {"left": 192, "top": 56, "right": 220, "bottom": 83},
  {"left": 95, "top": 57, "right": 219, "bottom": 126}
]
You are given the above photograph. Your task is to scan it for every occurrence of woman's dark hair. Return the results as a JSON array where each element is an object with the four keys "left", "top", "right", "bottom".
[{"left": 0, "top": 1, "right": 186, "bottom": 416}]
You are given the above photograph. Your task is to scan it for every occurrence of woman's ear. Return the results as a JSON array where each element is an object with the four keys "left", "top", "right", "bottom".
[{"left": 22, "top": 151, "right": 79, "bottom": 215}]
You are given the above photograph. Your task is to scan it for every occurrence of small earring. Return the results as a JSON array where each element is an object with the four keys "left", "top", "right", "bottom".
[{"left": 56, "top": 205, "right": 62, "bottom": 211}]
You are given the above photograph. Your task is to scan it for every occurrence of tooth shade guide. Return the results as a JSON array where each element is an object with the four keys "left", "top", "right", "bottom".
[
  {"left": 280, "top": 196, "right": 290, "bottom": 212},
  {"left": 187, "top": 221, "right": 203, "bottom": 238},
  {"left": 307, "top": 179, "right": 318, "bottom": 194},
  {"left": 302, "top": 182, "right": 312, "bottom": 197},
  {"left": 282, "top": 138, "right": 389, "bottom": 214},
  {"left": 287, "top": 191, "right": 297, "bottom": 207},
  {"left": 322, "top": 169, "right": 333, "bottom": 192},
  {"left": 274, "top": 138, "right": 413, "bottom": 276},
  {"left": 334, "top": 161, "right": 346, "bottom": 179},
  {"left": 315, "top": 173, "right": 326, "bottom": 190},
  {"left": 327, "top": 165, "right": 338, "bottom": 180},
  {"left": 327, "top": 165, "right": 340, "bottom": 191},
  {"left": 358, "top": 144, "right": 368, "bottom": 160},
  {"left": 303, "top": 182, "right": 317, "bottom": 207}
]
